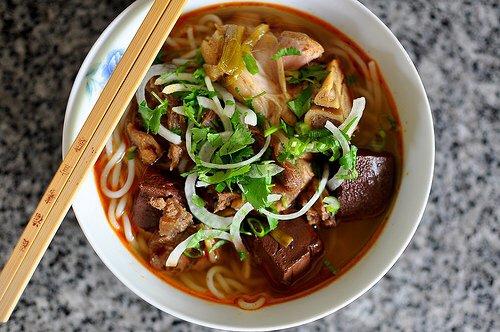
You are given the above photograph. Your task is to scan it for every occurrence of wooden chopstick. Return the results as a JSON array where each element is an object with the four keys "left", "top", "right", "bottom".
[{"left": 0, "top": 0, "right": 187, "bottom": 322}]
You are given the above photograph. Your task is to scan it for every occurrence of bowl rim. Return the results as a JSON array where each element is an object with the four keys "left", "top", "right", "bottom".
[{"left": 62, "top": 0, "right": 434, "bottom": 330}]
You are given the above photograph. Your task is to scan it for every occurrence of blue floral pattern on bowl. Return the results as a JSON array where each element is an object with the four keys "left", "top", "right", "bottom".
[{"left": 85, "top": 49, "right": 124, "bottom": 97}]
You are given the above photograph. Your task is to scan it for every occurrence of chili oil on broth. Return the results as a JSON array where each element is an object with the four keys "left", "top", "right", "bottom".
[{"left": 93, "top": 3, "right": 403, "bottom": 309}]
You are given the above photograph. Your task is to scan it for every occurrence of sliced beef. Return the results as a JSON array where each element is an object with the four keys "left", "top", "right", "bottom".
[
  {"left": 298, "top": 179, "right": 337, "bottom": 228},
  {"left": 131, "top": 168, "right": 183, "bottom": 230},
  {"left": 244, "top": 218, "right": 324, "bottom": 288},
  {"left": 214, "top": 192, "right": 241, "bottom": 212},
  {"left": 127, "top": 123, "right": 163, "bottom": 165},
  {"left": 336, "top": 149, "right": 395, "bottom": 220},
  {"left": 159, "top": 197, "right": 193, "bottom": 240}
]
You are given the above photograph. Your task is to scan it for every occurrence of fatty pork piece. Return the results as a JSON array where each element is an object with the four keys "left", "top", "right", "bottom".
[
  {"left": 277, "top": 31, "right": 324, "bottom": 70},
  {"left": 336, "top": 149, "right": 395, "bottom": 220},
  {"left": 127, "top": 123, "right": 163, "bottom": 165},
  {"left": 244, "top": 218, "right": 324, "bottom": 288},
  {"left": 273, "top": 159, "right": 314, "bottom": 211},
  {"left": 132, "top": 167, "right": 192, "bottom": 232}
]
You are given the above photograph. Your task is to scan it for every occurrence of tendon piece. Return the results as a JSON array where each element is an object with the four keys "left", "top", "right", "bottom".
[
  {"left": 201, "top": 27, "right": 224, "bottom": 65},
  {"left": 244, "top": 218, "right": 324, "bottom": 288},
  {"left": 336, "top": 149, "right": 395, "bottom": 220},
  {"left": 304, "top": 105, "right": 345, "bottom": 128},
  {"left": 277, "top": 31, "right": 324, "bottom": 70},
  {"left": 132, "top": 168, "right": 183, "bottom": 230},
  {"left": 273, "top": 159, "right": 314, "bottom": 211},
  {"left": 159, "top": 197, "right": 194, "bottom": 240},
  {"left": 126, "top": 123, "right": 163, "bottom": 165}
]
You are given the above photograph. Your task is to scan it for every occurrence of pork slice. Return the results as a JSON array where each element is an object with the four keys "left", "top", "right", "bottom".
[
  {"left": 243, "top": 218, "right": 324, "bottom": 288},
  {"left": 273, "top": 159, "right": 314, "bottom": 211},
  {"left": 336, "top": 149, "right": 395, "bottom": 220},
  {"left": 159, "top": 197, "right": 193, "bottom": 240},
  {"left": 278, "top": 31, "right": 324, "bottom": 70},
  {"left": 131, "top": 168, "right": 183, "bottom": 230},
  {"left": 127, "top": 123, "right": 163, "bottom": 165}
]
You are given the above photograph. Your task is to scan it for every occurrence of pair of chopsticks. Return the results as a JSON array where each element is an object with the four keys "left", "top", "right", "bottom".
[{"left": 0, "top": 0, "right": 187, "bottom": 322}]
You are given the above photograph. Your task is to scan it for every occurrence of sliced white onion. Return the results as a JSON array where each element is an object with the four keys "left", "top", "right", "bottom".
[
  {"left": 325, "top": 121, "right": 350, "bottom": 155},
  {"left": 162, "top": 83, "right": 202, "bottom": 95},
  {"left": 196, "top": 96, "right": 232, "bottom": 132},
  {"left": 166, "top": 229, "right": 233, "bottom": 267},
  {"left": 180, "top": 48, "right": 197, "bottom": 59},
  {"left": 199, "top": 14, "right": 223, "bottom": 26},
  {"left": 236, "top": 102, "right": 257, "bottom": 126},
  {"left": 155, "top": 72, "right": 197, "bottom": 85},
  {"left": 267, "top": 194, "right": 282, "bottom": 203},
  {"left": 185, "top": 173, "right": 233, "bottom": 229},
  {"left": 259, "top": 165, "right": 329, "bottom": 220},
  {"left": 339, "top": 97, "right": 366, "bottom": 137},
  {"left": 135, "top": 64, "right": 174, "bottom": 104},
  {"left": 172, "top": 58, "right": 190, "bottom": 65},
  {"left": 196, "top": 180, "right": 210, "bottom": 188},
  {"left": 327, "top": 172, "right": 345, "bottom": 191},
  {"left": 186, "top": 123, "right": 271, "bottom": 169},
  {"left": 171, "top": 106, "right": 185, "bottom": 115},
  {"left": 204, "top": 76, "right": 225, "bottom": 116},
  {"left": 214, "top": 83, "right": 235, "bottom": 117},
  {"left": 230, "top": 202, "right": 254, "bottom": 254},
  {"left": 158, "top": 124, "right": 182, "bottom": 145}
]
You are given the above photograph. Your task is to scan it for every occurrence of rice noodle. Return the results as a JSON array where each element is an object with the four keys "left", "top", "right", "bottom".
[
  {"left": 186, "top": 123, "right": 272, "bottom": 169},
  {"left": 259, "top": 165, "right": 329, "bottom": 220},
  {"left": 242, "top": 259, "right": 251, "bottom": 279},
  {"left": 206, "top": 266, "right": 226, "bottom": 299},
  {"left": 172, "top": 58, "right": 190, "bottom": 65},
  {"left": 199, "top": 14, "right": 223, "bottom": 26},
  {"left": 110, "top": 161, "right": 122, "bottom": 189},
  {"left": 158, "top": 124, "right": 182, "bottom": 145},
  {"left": 368, "top": 61, "right": 382, "bottom": 112},
  {"left": 332, "top": 41, "right": 370, "bottom": 80},
  {"left": 115, "top": 194, "right": 128, "bottom": 218},
  {"left": 230, "top": 202, "right": 254, "bottom": 255},
  {"left": 165, "top": 37, "right": 179, "bottom": 48},
  {"left": 100, "top": 156, "right": 135, "bottom": 199},
  {"left": 122, "top": 213, "right": 134, "bottom": 242},
  {"left": 215, "top": 273, "right": 232, "bottom": 294},
  {"left": 107, "top": 199, "right": 120, "bottom": 230},
  {"left": 135, "top": 64, "right": 173, "bottom": 103},
  {"left": 186, "top": 26, "right": 196, "bottom": 50},
  {"left": 225, "top": 278, "right": 250, "bottom": 293},
  {"left": 237, "top": 297, "right": 266, "bottom": 310},
  {"left": 179, "top": 274, "right": 207, "bottom": 292}
]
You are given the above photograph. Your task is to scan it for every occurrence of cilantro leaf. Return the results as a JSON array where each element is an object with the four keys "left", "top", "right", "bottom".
[
  {"left": 192, "top": 194, "right": 206, "bottom": 208},
  {"left": 287, "top": 64, "right": 329, "bottom": 85},
  {"left": 247, "top": 162, "right": 284, "bottom": 178},
  {"left": 239, "top": 177, "right": 270, "bottom": 210},
  {"left": 197, "top": 165, "right": 251, "bottom": 185},
  {"left": 243, "top": 52, "right": 259, "bottom": 74},
  {"left": 287, "top": 85, "right": 312, "bottom": 118},
  {"left": 138, "top": 99, "right": 168, "bottom": 134},
  {"left": 339, "top": 146, "right": 358, "bottom": 170},
  {"left": 217, "top": 128, "right": 255, "bottom": 157},
  {"left": 271, "top": 47, "right": 301, "bottom": 60},
  {"left": 125, "top": 146, "right": 137, "bottom": 160}
]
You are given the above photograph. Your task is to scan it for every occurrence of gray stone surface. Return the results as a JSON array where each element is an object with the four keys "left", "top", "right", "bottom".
[{"left": 0, "top": 0, "right": 498, "bottom": 331}]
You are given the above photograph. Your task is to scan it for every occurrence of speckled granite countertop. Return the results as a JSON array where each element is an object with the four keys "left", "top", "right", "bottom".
[{"left": 0, "top": 0, "right": 498, "bottom": 331}]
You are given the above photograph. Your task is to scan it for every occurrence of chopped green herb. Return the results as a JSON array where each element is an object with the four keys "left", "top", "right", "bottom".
[
  {"left": 264, "top": 126, "right": 279, "bottom": 137},
  {"left": 192, "top": 194, "right": 206, "bottom": 208},
  {"left": 287, "top": 64, "right": 329, "bottom": 85},
  {"left": 345, "top": 74, "right": 358, "bottom": 86},
  {"left": 183, "top": 247, "right": 204, "bottom": 259},
  {"left": 153, "top": 49, "right": 164, "bottom": 65},
  {"left": 192, "top": 67, "right": 206, "bottom": 82},
  {"left": 138, "top": 99, "right": 168, "bottom": 134},
  {"left": 339, "top": 146, "right": 358, "bottom": 170},
  {"left": 217, "top": 127, "right": 255, "bottom": 157},
  {"left": 247, "top": 218, "right": 268, "bottom": 237},
  {"left": 323, "top": 258, "right": 338, "bottom": 275},
  {"left": 323, "top": 196, "right": 340, "bottom": 216},
  {"left": 267, "top": 215, "right": 279, "bottom": 231},
  {"left": 209, "top": 239, "right": 227, "bottom": 252},
  {"left": 239, "top": 176, "right": 271, "bottom": 210},
  {"left": 242, "top": 52, "right": 259, "bottom": 74},
  {"left": 238, "top": 251, "right": 248, "bottom": 261},
  {"left": 369, "top": 130, "right": 386, "bottom": 152},
  {"left": 225, "top": 99, "right": 235, "bottom": 106},
  {"left": 287, "top": 85, "right": 313, "bottom": 118},
  {"left": 247, "top": 162, "right": 284, "bottom": 179},
  {"left": 271, "top": 47, "right": 301, "bottom": 60},
  {"left": 125, "top": 146, "right": 137, "bottom": 160}
]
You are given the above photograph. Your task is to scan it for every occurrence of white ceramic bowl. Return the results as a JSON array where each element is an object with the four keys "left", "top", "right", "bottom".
[{"left": 62, "top": 0, "right": 434, "bottom": 330}]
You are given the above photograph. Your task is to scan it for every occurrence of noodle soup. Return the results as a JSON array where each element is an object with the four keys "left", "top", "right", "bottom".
[{"left": 94, "top": 3, "right": 402, "bottom": 310}]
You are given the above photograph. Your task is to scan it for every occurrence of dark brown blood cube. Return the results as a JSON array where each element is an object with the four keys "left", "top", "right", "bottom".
[
  {"left": 336, "top": 149, "right": 395, "bottom": 220},
  {"left": 244, "top": 218, "right": 324, "bottom": 288},
  {"left": 131, "top": 167, "right": 183, "bottom": 230}
]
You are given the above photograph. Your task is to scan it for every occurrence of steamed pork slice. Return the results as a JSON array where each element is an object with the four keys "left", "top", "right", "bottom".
[
  {"left": 244, "top": 218, "right": 324, "bottom": 288},
  {"left": 336, "top": 149, "right": 395, "bottom": 220},
  {"left": 127, "top": 123, "right": 163, "bottom": 165},
  {"left": 273, "top": 159, "right": 314, "bottom": 211},
  {"left": 277, "top": 31, "right": 324, "bottom": 70},
  {"left": 298, "top": 179, "right": 337, "bottom": 228},
  {"left": 132, "top": 167, "right": 184, "bottom": 230}
]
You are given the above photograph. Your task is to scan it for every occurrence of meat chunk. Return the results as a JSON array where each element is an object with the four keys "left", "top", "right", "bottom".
[
  {"left": 298, "top": 179, "right": 337, "bottom": 228},
  {"left": 244, "top": 218, "right": 324, "bottom": 288},
  {"left": 159, "top": 197, "right": 193, "bottom": 240},
  {"left": 214, "top": 192, "right": 241, "bottom": 212},
  {"left": 131, "top": 168, "right": 183, "bottom": 230},
  {"left": 304, "top": 105, "right": 345, "bottom": 128},
  {"left": 127, "top": 123, "right": 163, "bottom": 165},
  {"left": 277, "top": 31, "right": 324, "bottom": 70},
  {"left": 337, "top": 149, "right": 395, "bottom": 220},
  {"left": 273, "top": 159, "right": 314, "bottom": 211}
]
